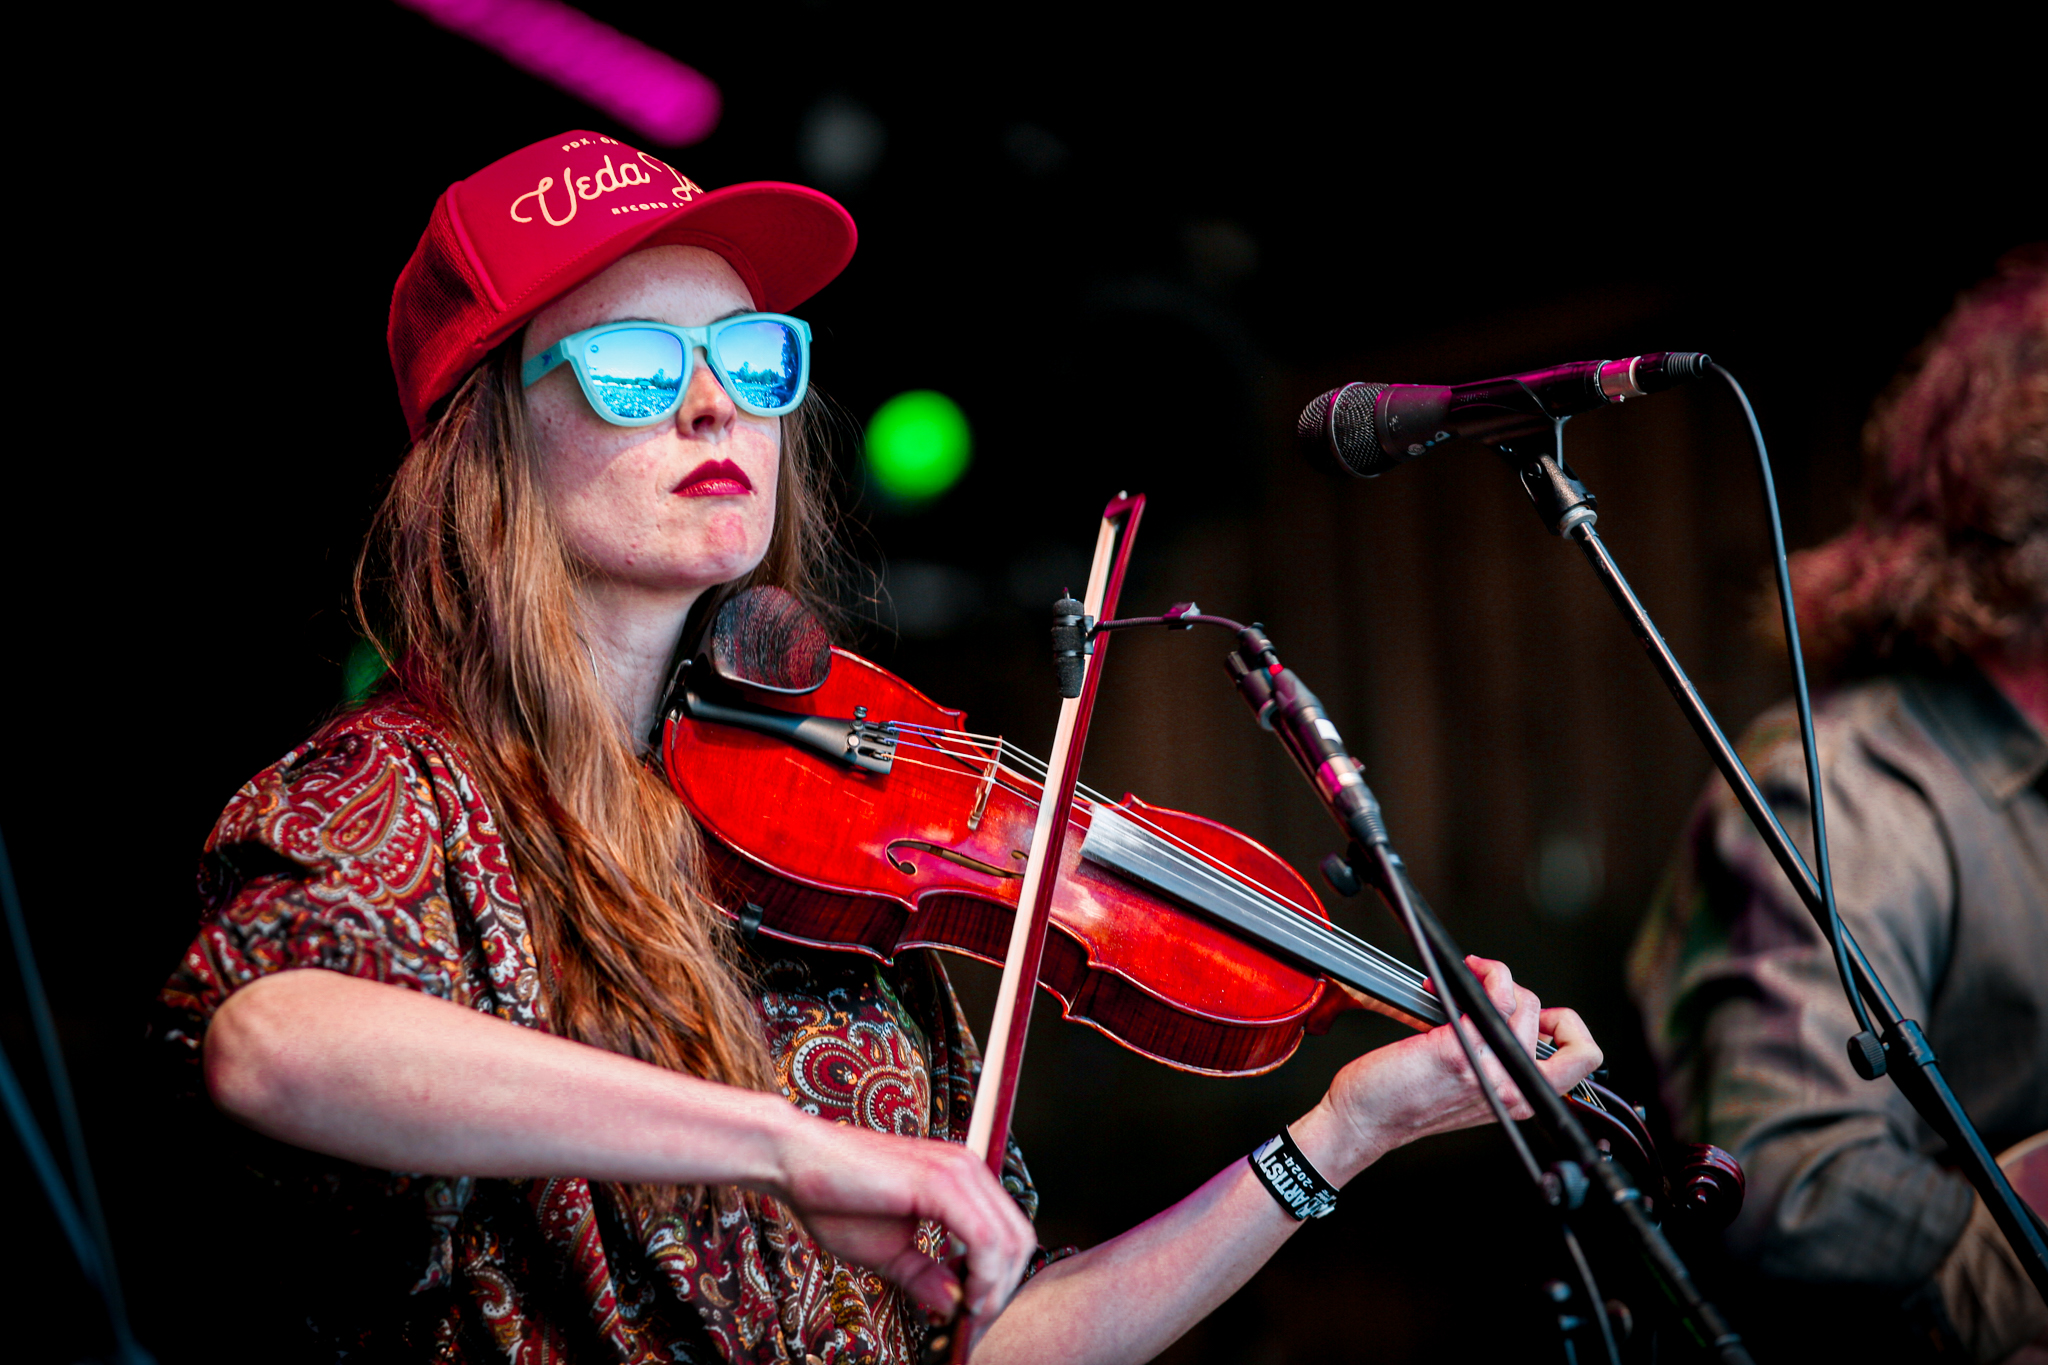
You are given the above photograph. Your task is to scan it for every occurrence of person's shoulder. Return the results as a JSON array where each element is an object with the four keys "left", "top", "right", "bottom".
[
  {"left": 308, "top": 699, "right": 473, "bottom": 770},
  {"left": 1893, "top": 666, "right": 2048, "bottom": 809},
  {"left": 207, "top": 700, "right": 487, "bottom": 858},
  {"left": 259, "top": 699, "right": 468, "bottom": 794},
  {"left": 1733, "top": 677, "right": 1918, "bottom": 790}
]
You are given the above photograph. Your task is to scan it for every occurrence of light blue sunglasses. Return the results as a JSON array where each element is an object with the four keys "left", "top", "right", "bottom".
[{"left": 522, "top": 313, "right": 812, "bottom": 425}]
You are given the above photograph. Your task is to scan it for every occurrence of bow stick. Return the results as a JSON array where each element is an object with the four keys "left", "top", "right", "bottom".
[{"left": 926, "top": 491, "right": 1145, "bottom": 1364}]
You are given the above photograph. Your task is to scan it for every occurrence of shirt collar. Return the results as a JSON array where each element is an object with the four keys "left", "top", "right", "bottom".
[{"left": 1902, "top": 663, "right": 2048, "bottom": 805}]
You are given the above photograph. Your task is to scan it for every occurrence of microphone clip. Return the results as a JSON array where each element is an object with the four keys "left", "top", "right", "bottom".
[
  {"left": 1051, "top": 594, "right": 1094, "bottom": 699},
  {"left": 1496, "top": 424, "right": 1598, "bottom": 537}
]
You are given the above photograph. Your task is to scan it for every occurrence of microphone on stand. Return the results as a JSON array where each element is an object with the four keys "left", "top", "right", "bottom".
[{"left": 1298, "top": 352, "right": 1712, "bottom": 477}]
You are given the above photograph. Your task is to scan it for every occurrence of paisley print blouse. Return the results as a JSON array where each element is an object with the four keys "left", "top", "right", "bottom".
[{"left": 153, "top": 703, "right": 1046, "bottom": 1363}]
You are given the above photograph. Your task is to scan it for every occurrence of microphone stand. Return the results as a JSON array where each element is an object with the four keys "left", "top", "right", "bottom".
[
  {"left": 1490, "top": 420, "right": 2048, "bottom": 1300},
  {"left": 1092, "top": 604, "right": 1749, "bottom": 1359},
  {"left": 1217, "top": 621, "right": 1752, "bottom": 1365}
]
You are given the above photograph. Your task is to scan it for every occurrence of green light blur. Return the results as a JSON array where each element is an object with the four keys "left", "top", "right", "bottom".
[
  {"left": 865, "top": 390, "right": 971, "bottom": 505},
  {"left": 343, "top": 636, "right": 388, "bottom": 703}
]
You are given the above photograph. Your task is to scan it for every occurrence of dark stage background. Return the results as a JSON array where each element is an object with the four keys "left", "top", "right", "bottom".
[{"left": 4, "top": 6, "right": 2039, "bottom": 1362}]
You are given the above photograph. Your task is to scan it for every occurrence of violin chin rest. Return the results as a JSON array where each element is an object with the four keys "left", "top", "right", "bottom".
[{"left": 712, "top": 586, "right": 834, "bottom": 695}]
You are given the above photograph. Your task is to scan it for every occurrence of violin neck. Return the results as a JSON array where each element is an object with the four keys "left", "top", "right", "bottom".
[{"left": 1080, "top": 808, "right": 1575, "bottom": 1067}]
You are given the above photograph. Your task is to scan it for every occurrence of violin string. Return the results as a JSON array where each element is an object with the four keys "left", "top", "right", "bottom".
[
  {"left": 871, "top": 752, "right": 980, "bottom": 781},
  {"left": 883, "top": 750, "right": 1046, "bottom": 807},
  {"left": 947, "top": 739, "right": 1295, "bottom": 900},
  {"left": 1052, "top": 785, "right": 1602, "bottom": 1106},
  {"left": 882, "top": 753, "right": 1030, "bottom": 795},
  {"left": 879, "top": 753, "right": 1044, "bottom": 804},
  {"left": 888, "top": 736, "right": 999, "bottom": 769},
  {"left": 888, "top": 730, "right": 1010, "bottom": 764},
  {"left": 719, "top": 713, "right": 1605, "bottom": 1109},
  {"left": 885, "top": 738, "right": 1008, "bottom": 778},
  {"left": 890, "top": 722, "right": 1006, "bottom": 741},
  {"left": 877, "top": 728, "right": 1603, "bottom": 1108},
  {"left": 885, "top": 746, "right": 1355, "bottom": 988},
  {"left": 982, "top": 743, "right": 1318, "bottom": 923},
  {"left": 884, "top": 728, "right": 1336, "bottom": 917},
  {"left": 1040, "top": 810, "right": 1615, "bottom": 1097},
  {"left": 891, "top": 734, "right": 999, "bottom": 761},
  {"left": 1087, "top": 817, "right": 1597, "bottom": 1101},
  {"left": 1043, "top": 788, "right": 1607, "bottom": 1111},
  {"left": 1081, "top": 803, "right": 1427, "bottom": 985},
  {"left": 880, "top": 724, "right": 1049, "bottom": 783},
  {"left": 889, "top": 731, "right": 1422, "bottom": 986},
  {"left": 890, "top": 736, "right": 1001, "bottom": 769},
  {"left": 1094, "top": 808, "right": 1351, "bottom": 946}
]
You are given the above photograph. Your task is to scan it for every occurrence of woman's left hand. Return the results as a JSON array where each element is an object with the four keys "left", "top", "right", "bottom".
[
  {"left": 972, "top": 956, "right": 1602, "bottom": 1364},
  {"left": 1306, "top": 955, "right": 1603, "bottom": 1181}
]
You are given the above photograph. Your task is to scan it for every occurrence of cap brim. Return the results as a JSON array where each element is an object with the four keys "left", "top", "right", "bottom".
[{"left": 640, "top": 182, "right": 857, "bottom": 313}]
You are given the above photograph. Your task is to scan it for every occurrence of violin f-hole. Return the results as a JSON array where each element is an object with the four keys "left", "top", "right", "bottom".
[{"left": 884, "top": 840, "right": 1027, "bottom": 879}]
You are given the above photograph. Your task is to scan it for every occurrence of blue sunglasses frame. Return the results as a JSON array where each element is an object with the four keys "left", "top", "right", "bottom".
[{"left": 522, "top": 313, "right": 813, "bottom": 424}]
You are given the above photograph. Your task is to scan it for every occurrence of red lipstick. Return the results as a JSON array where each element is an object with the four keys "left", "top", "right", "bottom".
[{"left": 674, "top": 459, "right": 755, "bottom": 497}]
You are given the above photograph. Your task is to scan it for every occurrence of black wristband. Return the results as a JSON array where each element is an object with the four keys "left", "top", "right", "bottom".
[{"left": 1248, "top": 1127, "right": 1338, "bottom": 1220}]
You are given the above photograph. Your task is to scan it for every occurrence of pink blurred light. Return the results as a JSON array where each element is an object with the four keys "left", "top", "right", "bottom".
[{"left": 397, "top": 0, "right": 721, "bottom": 146}]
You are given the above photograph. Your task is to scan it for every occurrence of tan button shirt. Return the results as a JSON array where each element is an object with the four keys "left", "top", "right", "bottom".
[{"left": 1629, "top": 665, "right": 2048, "bottom": 1362}]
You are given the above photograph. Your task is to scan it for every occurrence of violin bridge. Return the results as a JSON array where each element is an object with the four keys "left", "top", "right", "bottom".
[{"left": 966, "top": 740, "right": 1002, "bottom": 830}]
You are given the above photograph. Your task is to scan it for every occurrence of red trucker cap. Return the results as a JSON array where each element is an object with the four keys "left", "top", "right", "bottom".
[{"left": 389, "top": 130, "right": 857, "bottom": 439}]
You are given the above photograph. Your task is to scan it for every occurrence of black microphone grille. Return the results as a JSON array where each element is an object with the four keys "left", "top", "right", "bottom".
[{"left": 1297, "top": 383, "right": 1390, "bottom": 477}]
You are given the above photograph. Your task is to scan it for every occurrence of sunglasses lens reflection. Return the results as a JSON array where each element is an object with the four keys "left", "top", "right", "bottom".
[
  {"left": 713, "top": 320, "right": 804, "bottom": 412},
  {"left": 584, "top": 329, "right": 687, "bottom": 420}
]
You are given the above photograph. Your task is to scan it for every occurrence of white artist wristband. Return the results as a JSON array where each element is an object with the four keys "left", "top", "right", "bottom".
[{"left": 1248, "top": 1127, "right": 1338, "bottom": 1220}]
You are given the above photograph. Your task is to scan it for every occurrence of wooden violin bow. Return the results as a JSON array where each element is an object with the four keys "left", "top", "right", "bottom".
[{"left": 925, "top": 492, "right": 1145, "bottom": 1364}]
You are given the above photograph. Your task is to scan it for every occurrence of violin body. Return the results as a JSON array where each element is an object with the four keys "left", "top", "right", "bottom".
[{"left": 667, "top": 647, "right": 1344, "bottom": 1076}]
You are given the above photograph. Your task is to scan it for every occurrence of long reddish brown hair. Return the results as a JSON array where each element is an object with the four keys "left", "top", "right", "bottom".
[
  {"left": 353, "top": 341, "right": 841, "bottom": 1212},
  {"left": 1788, "top": 247, "right": 2048, "bottom": 675}
]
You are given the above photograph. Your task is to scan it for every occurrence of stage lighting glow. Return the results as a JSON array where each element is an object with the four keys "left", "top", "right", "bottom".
[
  {"left": 866, "top": 391, "right": 972, "bottom": 505},
  {"left": 396, "top": 0, "right": 720, "bottom": 146},
  {"left": 343, "top": 637, "right": 388, "bottom": 703}
]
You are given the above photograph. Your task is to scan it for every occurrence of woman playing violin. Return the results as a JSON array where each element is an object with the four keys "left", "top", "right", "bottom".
[{"left": 154, "top": 131, "right": 1603, "bottom": 1364}]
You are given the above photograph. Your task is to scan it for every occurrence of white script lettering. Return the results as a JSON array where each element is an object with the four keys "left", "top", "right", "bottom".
[
  {"left": 511, "top": 154, "right": 685, "bottom": 226},
  {"left": 509, "top": 173, "right": 577, "bottom": 227}
]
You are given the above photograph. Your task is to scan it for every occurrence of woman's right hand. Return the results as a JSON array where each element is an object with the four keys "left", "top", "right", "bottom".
[
  {"left": 767, "top": 1115, "right": 1038, "bottom": 1322},
  {"left": 208, "top": 970, "right": 1036, "bottom": 1327}
]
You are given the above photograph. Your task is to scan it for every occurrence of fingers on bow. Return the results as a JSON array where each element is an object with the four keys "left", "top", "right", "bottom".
[{"left": 915, "top": 1144, "right": 1037, "bottom": 1320}]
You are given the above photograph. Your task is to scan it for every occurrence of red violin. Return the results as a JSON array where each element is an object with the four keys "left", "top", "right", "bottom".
[{"left": 658, "top": 589, "right": 1729, "bottom": 1221}]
